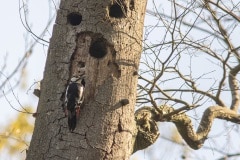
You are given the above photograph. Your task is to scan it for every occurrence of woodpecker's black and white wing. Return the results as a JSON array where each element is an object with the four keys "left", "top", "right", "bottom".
[{"left": 64, "top": 77, "right": 85, "bottom": 132}]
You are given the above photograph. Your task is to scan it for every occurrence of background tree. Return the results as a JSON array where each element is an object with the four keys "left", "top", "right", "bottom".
[
  {"left": 1, "top": 0, "right": 240, "bottom": 160},
  {"left": 135, "top": 0, "right": 240, "bottom": 159},
  {"left": 27, "top": 0, "right": 240, "bottom": 159}
]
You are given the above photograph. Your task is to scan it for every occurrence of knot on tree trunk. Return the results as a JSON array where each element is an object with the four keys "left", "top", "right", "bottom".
[{"left": 133, "top": 107, "right": 160, "bottom": 153}]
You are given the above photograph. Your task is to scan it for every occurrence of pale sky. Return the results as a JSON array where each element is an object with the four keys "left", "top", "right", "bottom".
[
  {"left": 0, "top": 1, "right": 55, "bottom": 159},
  {"left": 0, "top": 1, "right": 240, "bottom": 160},
  {"left": 0, "top": 1, "right": 53, "bottom": 125}
]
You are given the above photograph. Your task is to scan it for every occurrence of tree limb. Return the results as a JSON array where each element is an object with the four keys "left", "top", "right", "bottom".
[{"left": 134, "top": 105, "right": 240, "bottom": 152}]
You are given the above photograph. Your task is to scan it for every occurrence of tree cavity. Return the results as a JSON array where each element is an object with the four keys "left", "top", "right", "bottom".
[
  {"left": 67, "top": 12, "right": 82, "bottom": 26},
  {"left": 109, "top": 2, "right": 127, "bottom": 18}
]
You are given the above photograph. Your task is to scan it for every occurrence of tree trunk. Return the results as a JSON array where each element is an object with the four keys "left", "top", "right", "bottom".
[{"left": 27, "top": 0, "right": 147, "bottom": 159}]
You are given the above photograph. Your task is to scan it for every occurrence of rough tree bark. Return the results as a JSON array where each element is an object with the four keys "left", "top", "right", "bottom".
[{"left": 27, "top": 0, "right": 147, "bottom": 160}]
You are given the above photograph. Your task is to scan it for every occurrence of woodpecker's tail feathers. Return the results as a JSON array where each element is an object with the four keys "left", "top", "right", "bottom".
[{"left": 67, "top": 110, "right": 77, "bottom": 132}]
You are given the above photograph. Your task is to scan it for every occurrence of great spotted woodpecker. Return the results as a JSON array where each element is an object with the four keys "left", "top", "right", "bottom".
[{"left": 65, "top": 76, "right": 85, "bottom": 132}]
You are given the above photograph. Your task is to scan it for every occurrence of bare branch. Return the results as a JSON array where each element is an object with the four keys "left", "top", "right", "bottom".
[
  {"left": 204, "top": 0, "right": 240, "bottom": 61},
  {"left": 135, "top": 105, "right": 240, "bottom": 151},
  {"left": 207, "top": 1, "right": 240, "bottom": 23},
  {"left": 170, "top": 105, "right": 240, "bottom": 149},
  {"left": 229, "top": 64, "right": 240, "bottom": 111}
]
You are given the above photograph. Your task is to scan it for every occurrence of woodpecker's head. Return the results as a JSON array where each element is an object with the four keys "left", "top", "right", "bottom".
[
  {"left": 70, "top": 76, "right": 85, "bottom": 86},
  {"left": 71, "top": 76, "right": 78, "bottom": 82},
  {"left": 70, "top": 76, "right": 81, "bottom": 83}
]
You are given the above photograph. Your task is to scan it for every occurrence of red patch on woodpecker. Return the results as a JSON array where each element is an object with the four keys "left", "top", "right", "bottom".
[{"left": 76, "top": 106, "right": 80, "bottom": 119}]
